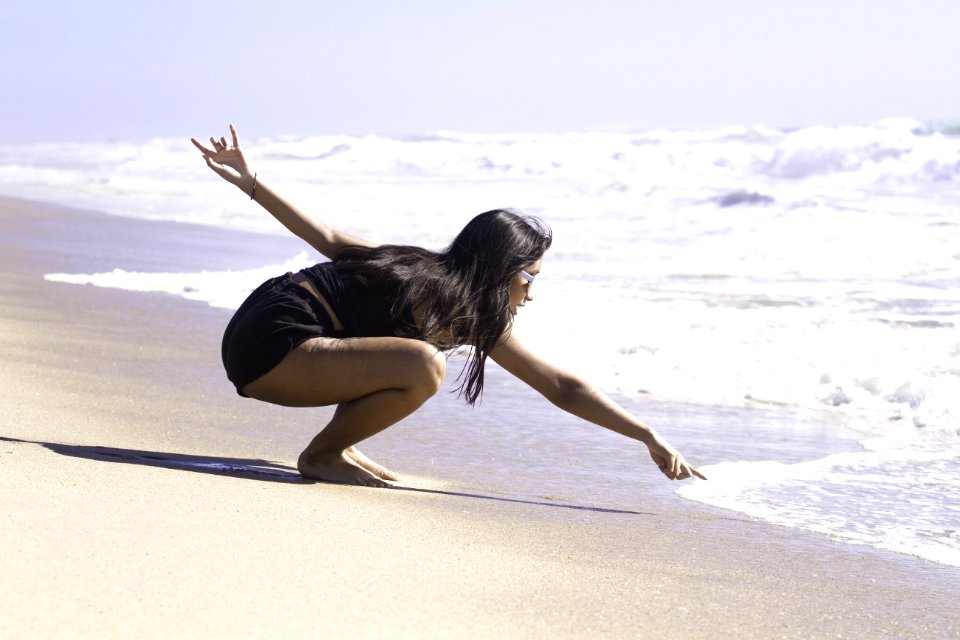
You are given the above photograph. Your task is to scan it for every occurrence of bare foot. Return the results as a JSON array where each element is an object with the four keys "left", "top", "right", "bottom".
[
  {"left": 297, "top": 450, "right": 390, "bottom": 488},
  {"left": 345, "top": 446, "right": 400, "bottom": 482}
]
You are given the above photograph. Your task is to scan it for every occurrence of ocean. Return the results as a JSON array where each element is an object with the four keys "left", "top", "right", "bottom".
[{"left": 3, "top": 117, "right": 958, "bottom": 567}]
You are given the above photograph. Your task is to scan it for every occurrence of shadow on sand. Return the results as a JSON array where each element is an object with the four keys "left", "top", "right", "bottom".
[
  {"left": 1, "top": 435, "right": 308, "bottom": 483},
  {"left": 2, "top": 435, "right": 651, "bottom": 516}
]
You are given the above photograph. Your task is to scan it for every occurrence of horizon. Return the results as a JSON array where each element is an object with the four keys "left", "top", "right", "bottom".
[{"left": 3, "top": 117, "right": 959, "bottom": 147}]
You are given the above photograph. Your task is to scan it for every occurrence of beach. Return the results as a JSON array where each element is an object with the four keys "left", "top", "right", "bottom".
[{"left": 2, "top": 196, "right": 959, "bottom": 638}]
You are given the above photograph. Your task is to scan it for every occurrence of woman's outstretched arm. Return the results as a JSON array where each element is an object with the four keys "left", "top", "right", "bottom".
[
  {"left": 489, "top": 333, "right": 706, "bottom": 482},
  {"left": 191, "top": 124, "right": 376, "bottom": 260}
]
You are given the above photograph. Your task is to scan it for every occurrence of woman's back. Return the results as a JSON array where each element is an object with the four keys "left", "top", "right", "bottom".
[{"left": 301, "top": 262, "right": 413, "bottom": 339}]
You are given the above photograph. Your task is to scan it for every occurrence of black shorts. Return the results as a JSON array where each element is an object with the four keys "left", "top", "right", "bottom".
[{"left": 221, "top": 272, "right": 340, "bottom": 396}]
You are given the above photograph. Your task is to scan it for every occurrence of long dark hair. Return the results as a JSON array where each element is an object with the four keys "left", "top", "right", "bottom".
[{"left": 335, "top": 209, "right": 552, "bottom": 404}]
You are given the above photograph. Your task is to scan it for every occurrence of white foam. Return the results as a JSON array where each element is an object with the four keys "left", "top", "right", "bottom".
[
  {"left": 44, "top": 253, "right": 314, "bottom": 310},
  {"left": 677, "top": 442, "right": 960, "bottom": 567}
]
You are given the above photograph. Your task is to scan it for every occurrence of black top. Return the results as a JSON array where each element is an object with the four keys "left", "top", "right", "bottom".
[{"left": 300, "top": 261, "right": 415, "bottom": 338}]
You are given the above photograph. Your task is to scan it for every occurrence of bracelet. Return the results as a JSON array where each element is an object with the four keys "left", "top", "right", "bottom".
[{"left": 250, "top": 173, "right": 258, "bottom": 200}]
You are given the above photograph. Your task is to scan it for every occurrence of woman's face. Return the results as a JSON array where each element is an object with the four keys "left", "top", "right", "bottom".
[{"left": 509, "top": 258, "right": 542, "bottom": 316}]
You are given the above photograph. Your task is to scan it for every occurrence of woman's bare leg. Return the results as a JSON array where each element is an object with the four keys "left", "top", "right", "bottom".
[{"left": 242, "top": 336, "right": 446, "bottom": 487}]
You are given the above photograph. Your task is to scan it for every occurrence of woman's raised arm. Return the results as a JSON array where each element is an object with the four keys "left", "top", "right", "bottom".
[
  {"left": 191, "top": 124, "right": 376, "bottom": 260},
  {"left": 489, "top": 333, "right": 706, "bottom": 482}
]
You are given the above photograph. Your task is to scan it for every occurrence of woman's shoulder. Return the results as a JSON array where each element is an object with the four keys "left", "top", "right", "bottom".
[
  {"left": 302, "top": 260, "right": 335, "bottom": 276},
  {"left": 300, "top": 261, "right": 344, "bottom": 291}
]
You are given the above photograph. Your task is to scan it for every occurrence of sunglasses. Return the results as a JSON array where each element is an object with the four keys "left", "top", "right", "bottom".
[{"left": 519, "top": 269, "right": 535, "bottom": 291}]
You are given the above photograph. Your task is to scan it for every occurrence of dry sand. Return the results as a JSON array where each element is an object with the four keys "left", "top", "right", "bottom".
[{"left": 1, "top": 196, "right": 958, "bottom": 639}]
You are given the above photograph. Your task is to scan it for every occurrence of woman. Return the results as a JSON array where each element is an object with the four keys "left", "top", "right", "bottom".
[{"left": 192, "top": 125, "right": 706, "bottom": 488}]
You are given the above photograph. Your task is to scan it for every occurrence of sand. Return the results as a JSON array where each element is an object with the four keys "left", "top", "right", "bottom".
[{"left": 1, "top": 196, "right": 958, "bottom": 639}]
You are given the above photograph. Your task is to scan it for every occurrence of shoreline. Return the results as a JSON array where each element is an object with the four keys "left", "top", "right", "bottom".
[{"left": 2, "top": 195, "right": 958, "bottom": 638}]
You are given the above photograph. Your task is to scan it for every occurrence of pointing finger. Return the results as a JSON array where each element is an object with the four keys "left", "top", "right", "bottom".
[
  {"left": 692, "top": 468, "right": 708, "bottom": 481},
  {"left": 191, "top": 138, "right": 213, "bottom": 155},
  {"left": 230, "top": 123, "right": 240, "bottom": 148}
]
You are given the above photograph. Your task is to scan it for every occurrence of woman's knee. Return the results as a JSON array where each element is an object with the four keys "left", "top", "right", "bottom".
[{"left": 403, "top": 340, "right": 446, "bottom": 398}]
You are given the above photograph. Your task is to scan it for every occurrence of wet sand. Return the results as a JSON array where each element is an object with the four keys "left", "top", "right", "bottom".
[{"left": 1, "top": 196, "right": 958, "bottom": 639}]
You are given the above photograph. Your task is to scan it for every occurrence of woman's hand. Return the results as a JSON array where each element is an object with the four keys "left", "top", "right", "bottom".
[
  {"left": 190, "top": 124, "right": 253, "bottom": 190},
  {"left": 646, "top": 434, "right": 707, "bottom": 481}
]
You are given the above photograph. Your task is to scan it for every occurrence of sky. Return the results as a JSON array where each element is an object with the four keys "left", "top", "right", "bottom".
[{"left": 1, "top": 0, "right": 957, "bottom": 142}]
